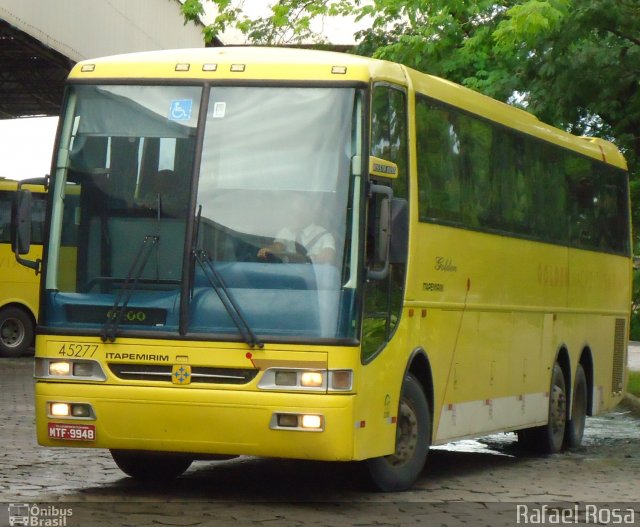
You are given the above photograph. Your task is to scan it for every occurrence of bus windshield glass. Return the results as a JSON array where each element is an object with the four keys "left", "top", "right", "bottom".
[{"left": 43, "top": 84, "right": 361, "bottom": 342}]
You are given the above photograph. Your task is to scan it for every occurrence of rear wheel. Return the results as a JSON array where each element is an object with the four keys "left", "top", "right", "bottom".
[
  {"left": 0, "top": 306, "right": 34, "bottom": 357},
  {"left": 565, "top": 364, "right": 587, "bottom": 448},
  {"left": 366, "top": 373, "right": 430, "bottom": 491},
  {"left": 517, "top": 362, "right": 567, "bottom": 454},
  {"left": 111, "top": 450, "right": 193, "bottom": 481}
]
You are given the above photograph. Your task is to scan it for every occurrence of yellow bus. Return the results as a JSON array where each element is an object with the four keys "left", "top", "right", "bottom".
[
  {"left": 19, "top": 47, "right": 630, "bottom": 491},
  {"left": 0, "top": 177, "right": 46, "bottom": 357}
]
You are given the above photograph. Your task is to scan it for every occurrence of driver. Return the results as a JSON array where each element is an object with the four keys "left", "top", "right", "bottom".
[{"left": 257, "top": 194, "right": 336, "bottom": 264}]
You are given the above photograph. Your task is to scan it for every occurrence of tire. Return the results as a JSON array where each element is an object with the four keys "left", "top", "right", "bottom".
[
  {"left": 367, "top": 373, "right": 431, "bottom": 492},
  {"left": 517, "top": 362, "right": 567, "bottom": 454},
  {"left": 0, "top": 306, "right": 34, "bottom": 357},
  {"left": 565, "top": 364, "right": 587, "bottom": 449},
  {"left": 110, "top": 450, "right": 193, "bottom": 481}
]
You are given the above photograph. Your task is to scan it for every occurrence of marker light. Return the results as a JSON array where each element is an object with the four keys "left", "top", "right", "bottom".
[
  {"left": 330, "top": 370, "right": 353, "bottom": 391},
  {"left": 300, "top": 371, "right": 323, "bottom": 388},
  {"left": 49, "top": 362, "right": 71, "bottom": 376},
  {"left": 331, "top": 66, "right": 347, "bottom": 74},
  {"left": 230, "top": 64, "right": 246, "bottom": 72},
  {"left": 50, "top": 403, "right": 70, "bottom": 417},
  {"left": 175, "top": 63, "right": 190, "bottom": 71},
  {"left": 202, "top": 63, "right": 218, "bottom": 71},
  {"left": 81, "top": 64, "right": 95, "bottom": 72}
]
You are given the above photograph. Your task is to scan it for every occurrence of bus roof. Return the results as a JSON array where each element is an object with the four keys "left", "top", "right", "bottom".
[
  {"left": 69, "top": 46, "right": 405, "bottom": 85},
  {"left": 69, "top": 47, "right": 627, "bottom": 170},
  {"left": 0, "top": 177, "right": 46, "bottom": 193}
]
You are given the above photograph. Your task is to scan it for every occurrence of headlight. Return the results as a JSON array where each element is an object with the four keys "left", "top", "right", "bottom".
[
  {"left": 300, "top": 371, "right": 324, "bottom": 388},
  {"left": 35, "top": 359, "right": 106, "bottom": 381},
  {"left": 50, "top": 402, "right": 71, "bottom": 417},
  {"left": 258, "top": 368, "right": 353, "bottom": 392},
  {"left": 49, "top": 362, "right": 71, "bottom": 376},
  {"left": 270, "top": 412, "right": 324, "bottom": 431},
  {"left": 47, "top": 401, "right": 95, "bottom": 419}
]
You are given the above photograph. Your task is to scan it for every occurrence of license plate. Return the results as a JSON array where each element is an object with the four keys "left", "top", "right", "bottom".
[{"left": 48, "top": 423, "right": 96, "bottom": 441}]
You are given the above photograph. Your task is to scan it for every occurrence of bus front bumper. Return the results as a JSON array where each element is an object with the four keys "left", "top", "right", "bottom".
[{"left": 35, "top": 381, "right": 357, "bottom": 461}]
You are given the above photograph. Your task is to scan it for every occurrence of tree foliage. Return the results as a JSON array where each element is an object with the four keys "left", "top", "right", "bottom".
[
  {"left": 181, "top": 0, "right": 356, "bottom": 44},
  {"left": 182, "top": 0, "right": 640, "bottom": 232}
]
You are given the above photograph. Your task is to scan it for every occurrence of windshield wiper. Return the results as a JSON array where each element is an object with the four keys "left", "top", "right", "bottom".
[
  {"left": 100, "top": 234, "right": 159, "bottom": 343},
  {"left": 193, "top": 249, "right": 264, "bottom": 349},
  {"left": 192, "top": 206, "right": 263, "bottom": 349}
]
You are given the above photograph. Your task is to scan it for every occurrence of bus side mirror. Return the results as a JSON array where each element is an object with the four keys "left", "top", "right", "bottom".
[
  {"left": 11, "top": 189, "right": 41, "bottom": 274},
  {"left": 11, "top": 190, "right": 32, "bottom": 255}
]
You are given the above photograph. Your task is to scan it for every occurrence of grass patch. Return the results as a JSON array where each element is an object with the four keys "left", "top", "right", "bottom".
[{"left": 628, "top": 371, "right": 640, "bottom": 397}]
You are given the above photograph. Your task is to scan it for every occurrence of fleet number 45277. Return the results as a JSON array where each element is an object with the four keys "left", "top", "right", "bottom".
[{"left": 57, "top": 343, "right": 99, "bottom": 358}]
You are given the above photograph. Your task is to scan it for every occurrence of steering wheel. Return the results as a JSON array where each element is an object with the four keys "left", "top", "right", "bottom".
[{"left": 263, "top": 242, "right": 312, "bottom": 264}]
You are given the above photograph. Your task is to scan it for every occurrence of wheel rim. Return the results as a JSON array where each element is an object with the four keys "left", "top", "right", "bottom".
[
  {"left": 0, "top": 318, "right": 25, "bottom": 348},
  {"left": 388, "top": 398, "right": 419, "bottom": 467}
]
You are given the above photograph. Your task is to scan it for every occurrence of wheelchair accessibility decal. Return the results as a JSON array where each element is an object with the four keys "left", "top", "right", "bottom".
[{"left": 169, "top": 99, "right": 193, "bottom": 121}]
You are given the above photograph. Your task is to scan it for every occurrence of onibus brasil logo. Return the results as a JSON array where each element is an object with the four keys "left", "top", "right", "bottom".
[{"left": 7, "top": 504, "right": 73, "bottom": 526}]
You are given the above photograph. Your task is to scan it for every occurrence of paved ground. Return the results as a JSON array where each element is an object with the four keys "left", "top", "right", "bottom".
[{"left": 1, "top": 356, "right": 639, "bottom": 526}]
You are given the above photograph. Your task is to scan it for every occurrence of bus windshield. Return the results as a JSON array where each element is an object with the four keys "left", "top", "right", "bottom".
[{"left": 43, "top": 84, "right": 362, "bottom": 343}]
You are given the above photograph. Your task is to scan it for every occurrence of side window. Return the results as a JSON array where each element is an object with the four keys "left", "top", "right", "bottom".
[
  {"left": 414, "top": 95, "right": 630, "bottom": 256},
  {"left": 363, "top": 84, "right": 408, "bottom": 360},
  {"left": 491, "top": 129, "right": 530, "bottom": 233},
  {"left": 594, "top": 166, "right": 630, "bottom": 254},
  {"left": 566, "top": 156, "right": 597, "bottom": 247},
  {"left": 416, "top": 99, "right": 462, "bottom": 222},
  {"left": 370, "top": 85, "right": 408, "bottom": 197},
  {"left": 458, "top": 113, "right": 493, "bottom": 228},
  {"left": 416, "top": 97, "right": 494, "bottom": 227},
  {"left": 568, "top": 161, "right": 629, "bottom": 254}
]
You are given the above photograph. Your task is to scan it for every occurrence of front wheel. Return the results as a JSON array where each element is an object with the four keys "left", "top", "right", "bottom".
[
  {"left": 0, "top": 306, "right": 34, "bottom": 357},
  {"left": 111, "top": 450, "right": 193, "bottom": 481},
  {"left": 366, "top": 373, "right": 431, "bottom": 492}
]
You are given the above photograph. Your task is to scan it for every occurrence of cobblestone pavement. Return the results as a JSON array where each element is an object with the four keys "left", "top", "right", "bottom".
[{"left": 1, "top": 357, "right": 639, "bottom": 526}]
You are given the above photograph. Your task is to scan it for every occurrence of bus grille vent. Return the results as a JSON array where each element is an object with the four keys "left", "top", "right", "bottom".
[
  {"left": 612, "top": 318, "right": 626, "bottom": 394},
  {"left": 108, "top": 363, "right": 258, "bottom": 385}
]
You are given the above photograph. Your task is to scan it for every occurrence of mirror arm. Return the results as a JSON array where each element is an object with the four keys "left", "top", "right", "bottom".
[{"left": 15, "top": 253, "right": 42, "bottom": 275}]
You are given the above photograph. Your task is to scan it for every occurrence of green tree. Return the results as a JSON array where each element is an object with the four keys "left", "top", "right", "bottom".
[{"left": 181, "top": 0, "right": 355, "bottom": 44}]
